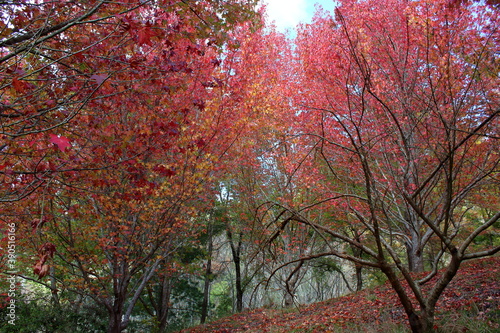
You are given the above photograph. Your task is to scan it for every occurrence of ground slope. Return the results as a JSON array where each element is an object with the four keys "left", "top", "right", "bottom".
[{"left": 182, "top": 256, "right": 500, "bottom": 332}]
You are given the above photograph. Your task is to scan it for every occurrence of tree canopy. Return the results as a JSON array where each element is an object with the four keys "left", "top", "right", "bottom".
[{"left": 1, "top": 1, "right": 498, "bottom": 332}]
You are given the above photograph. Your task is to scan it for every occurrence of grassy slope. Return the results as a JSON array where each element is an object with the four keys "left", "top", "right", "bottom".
[{"left": 182, "top": 256, "right": 500, "bottom": 332}]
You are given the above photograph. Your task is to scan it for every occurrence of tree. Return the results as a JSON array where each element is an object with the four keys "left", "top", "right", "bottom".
[
  {"left": 1, "top": 1, "right": 259, "bottom": 332},
  {"left": 214, "top": 21, "right": 356, "bottom": 309},
  {"left": 206, "top": 21, "right": 302, "bottom": 311},
  {"left": 266, "top": 0, "right": 499, "bottom": 332}
]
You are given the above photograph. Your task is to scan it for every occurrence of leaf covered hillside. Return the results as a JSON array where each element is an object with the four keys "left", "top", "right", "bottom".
[{"left": 183, "top": 257, "right": 500, "bottom": 332}]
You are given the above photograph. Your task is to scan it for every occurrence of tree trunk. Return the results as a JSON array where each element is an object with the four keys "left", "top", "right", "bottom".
[
  {"left": 349, "top": 231, "right": 364, "bottom": 291},
  {"left": 354, "top": 264, "right": 363, "bottom": 291},
  {"left": 381, "top": 263, "right": 433, "bottom": 333},
  {"left": 407, "top": 311, "right": 435, "bottom": 333},
  {"left": 50, "top": 266, "right": 60, "bottom": 306},
  {"left": 284, "top": 292, "right": 294, "bottom": 308},
  {"left": 404, "top": 212, "right": 425, "bottom": 273},
  {"left": 227, "top": 229, "right": 244, "bottom": 312},
  {"left": 157, "top": 276, "right": 173, "bottom": 332},
  {"left": 200, "top": 262, "right": 212, "bottom": 323},
  {"left": 107, "top": 304, "right": 124, "bottom": 333},
  {"left": 406, "top": 241, "right": 424, "bottom": 273},
  {"left": 234, "top": 255, "right": 243, "bottom": 312},
  {"left": 107, "top": 261, "right": 130, "bottom": 333},
  {"left": 284, "top": 260, "right": 303, "bottom": 308}
]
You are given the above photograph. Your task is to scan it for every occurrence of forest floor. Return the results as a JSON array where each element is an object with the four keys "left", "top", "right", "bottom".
[{"left": 181, "top": 256, "right": 500, "bottom": 332}]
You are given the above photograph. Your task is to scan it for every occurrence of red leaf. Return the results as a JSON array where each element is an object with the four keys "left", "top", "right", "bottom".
[
  {"left": 39, "top": 242, "right": 56, "bottom": 258},
  {"left": 49, "top": 134, "right": 71, "bottom": 151},
  {"left": 34, "top": 263, "right": 50, "bottom": 279},
  {"left": 33, "top": 262, "right": 43, "bottom": 276},
  {"left": 12, "top": 78, "right": 27, "bottom": 93},
  {"left": 153, "top": 165, "right": 176, "bottom": 177},
  {"left": 137, "top": 24, "right": 155, "bottom": 45}
]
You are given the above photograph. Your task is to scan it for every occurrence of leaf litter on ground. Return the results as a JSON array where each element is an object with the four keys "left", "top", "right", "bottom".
[{"left": 182, "top": 256, "right": 500, "bottom": 332}]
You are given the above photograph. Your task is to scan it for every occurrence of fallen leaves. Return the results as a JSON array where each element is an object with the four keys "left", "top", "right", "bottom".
[{"left": 182, "top": 257, "right": 500, "bottom": 332}]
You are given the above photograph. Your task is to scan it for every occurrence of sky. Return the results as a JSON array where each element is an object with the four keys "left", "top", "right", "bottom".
[{"left": 263, "top": 0, "right": 338, "bottom": 33}]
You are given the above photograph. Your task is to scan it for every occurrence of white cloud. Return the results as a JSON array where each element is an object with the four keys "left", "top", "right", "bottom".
[{"left": 263, "top": 0, "right": 309, "bottom": 32}]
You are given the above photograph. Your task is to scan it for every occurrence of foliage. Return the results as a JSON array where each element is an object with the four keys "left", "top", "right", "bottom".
[
  {"left": 167, "top": 277, "right": 206, "bottom": 331},
  {"left": 258, "top": 0, "right": 500, "bottom": 331},
  {"left": 0, "top": 0, "right": 259, "bottom": 332},
  {"left": 0, "top": 298, "right": 107, "bottom": 333},
  {"left": 0, "top": 0, "right": 498, "bottom": 332}
]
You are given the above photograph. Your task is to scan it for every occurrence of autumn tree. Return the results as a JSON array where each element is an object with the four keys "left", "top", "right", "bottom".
[
  {"left": 1, "top": 0, "right": 259, "bottom": 332},
  {"left": 211, "top": 22, "right": 321, "bottom": 310},
  {"left": 265, "top": 0, "right": 500, "bottom": 332},
  {"left": 206, "top": 19, "right": 355, "bottom": 310}
]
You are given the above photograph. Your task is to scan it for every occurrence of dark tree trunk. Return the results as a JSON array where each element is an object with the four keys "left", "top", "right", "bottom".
[
  {"left": 354, "top": 264, "right": 363, "bottom": 291},
  {"left": 107, "top": 303, "right": 124, "bottom": 333},
  {"left": 234, "top": 255, "right": 243, "bottom": 312},
  {"left": 380, "top": 258, "right": 465, "bottom": 333},
  {"left": 227, "top": 229, "right": 244, "bottom": 312},
  {"left": 157, "top": 277, "right": 173, "bottom": 332},
  {"left": 106, "top": 263, "right": 129, "bottom": 333},
  {"left": 200, "top": 260, "right": 212, "bottom": 323},
  {"left": 349, "top": 231, "right": 364, "bottom": 291},
  {"left": 380, "top": 262, "right": 433, "bottom": 333},
  {"left": 408, "top": 311, "right": 434, "bottom": 333}
]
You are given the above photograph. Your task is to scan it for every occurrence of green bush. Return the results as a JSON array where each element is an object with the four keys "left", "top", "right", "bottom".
[{"left": 0, "top": 299, "right": 107, "bottom": 333}]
